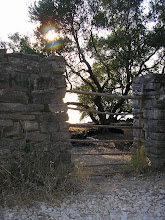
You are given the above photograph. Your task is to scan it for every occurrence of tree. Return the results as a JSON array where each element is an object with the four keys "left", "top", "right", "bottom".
[
  {"left": 76, "top": 0, "right": 165, "bottom": 123},
  {"left": 0, "top": 40, "right": 6, "bottom": 49},
  {"left": 28, "top": 0, "right": 164, "bottom": 124},
  {"left": 5, "top": 32, "right": 36, "bottom": 54},
  {"left": 148, "top": 0, "right": 165, "bottom": 73},
  {"left": 2, "top": 32, "right": 50, "bottom": 56},
  {"left": 149, "top": 0, "right": 165, "bottom": 24}
]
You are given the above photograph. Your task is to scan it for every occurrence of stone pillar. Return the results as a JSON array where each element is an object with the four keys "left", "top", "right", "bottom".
[
  {"left": 133, "top": 74, "right": 165, "bottom": 167},
  {"left": 0, "top": 50, "right": 71, "bottom": 171}
]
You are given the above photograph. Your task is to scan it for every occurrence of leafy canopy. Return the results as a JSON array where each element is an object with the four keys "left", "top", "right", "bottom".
[
  {"left": 4, "top": 0, "right": 164, "bottom": 124},
  {"left": 28, "top": 0, "right": 165, "bottom": 124}
]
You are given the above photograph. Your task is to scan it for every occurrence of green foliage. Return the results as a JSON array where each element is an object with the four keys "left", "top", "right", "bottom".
[
  {"left": 0, "top": 40, "right": 6, "bottom": 49},
  {"left": 7, "top": 32, "right": 36, "bottom": 54},
  {"left": 7, "top": 0, "right": 164, "bottom": 124},
  {"left": 76, "top": 61, "right": 132, "bottom": 122},
  {"left": 124, "top": 150, "right": 151, "bottom": 174},
  {"left": 149, "top": 0, "right": 165, "bottom": 24},
  {"left": 4, "top": 32, "right": 49, "bottom": 56}
]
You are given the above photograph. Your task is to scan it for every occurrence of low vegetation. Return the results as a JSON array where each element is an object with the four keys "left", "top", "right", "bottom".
[
  {"left": 0, "top": 143, "right": 74, "bottom": 205},
  {"left": 123, "top": 150, "right": 151, "bottom": 174}
]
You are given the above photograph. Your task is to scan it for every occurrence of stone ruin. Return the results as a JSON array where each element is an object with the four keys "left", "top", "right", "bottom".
[
  {"left": 133, "top": 74, "right": 165, "bottom": 167},
  {"left": 0, "top": 48, "right": 165, "bottom": 171},
  {"left": 0, "top": 49, "right": 71, "bottom": 170}
]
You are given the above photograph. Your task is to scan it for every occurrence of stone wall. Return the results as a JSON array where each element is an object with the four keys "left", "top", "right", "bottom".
[
  {"left": 0, "top": 49, "right": 71, "bottom": 168},
  {"left": 133, "top": 74, "right": 165, "bottom": 167}
]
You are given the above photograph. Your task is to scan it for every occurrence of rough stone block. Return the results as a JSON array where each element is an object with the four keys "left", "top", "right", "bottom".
[
  {"left": 147, "top": 109, "right": 165, "bottom": 119},
  {"left": 7, "top": 53, "right": 23, "bottom": 59},
  {"left": 132, "top": 100, "right": 140, "bottom": 109},
  {"left": 0, "top": 138, "right": 21, "bottom": 149},
  {"left": 40, "top": 55, "right": 65, "bottom": 75},
  {"left": 22, "top": 53, "right": 40, "bottom": 62},
  {"left": 39, "top": 112, "right": 69, "bottom": 122},
  {"left": 7, "top": 55, "right": 24, "bottom": 63},
  {"left": 32, "top": 89, "right": 66, "bottom": 104},
  {"left": 157, "top": 95, "right": 165, "bottom": 103},
  {"left": 0, "top": 49, "right": 7, "bottom": 56},
  {"left": 0, "top": 49, "right": 7, "bottom": 62},
  {"left": 36, "top": 75, "right": 66, "bottom": 90},
  {"left": 133, "top": 128, "right": 140, "bottom": 137},
  {"left": 150, "top": 74, "right": 165, "bottom": 83},
  {"left": 148, "top": 132, "right": 165, "bottom": 141},
  {"left": 48, "top": 103, "right": 67, "bottom": 113},
  {"left": 149, "top": 147, "right": 165, "bottom": 155},
  {"left": 133, "top": 84, "right": 143, "bottom": 92},
  {"left": 143, "top": 98, "right": 165, "bottom": 110},
  {"left": 0, "top": 113, "right": 35, "bottom": 121},
  {"left": 50, "top": 61, "right": 66, "bottom": 74},
  {"left": 0, "top": 120, "right": 13, "bottom": 127},
  {"left": 7, "top": 55, "right": 39, "bottom": 73},
  {"left": 133, "top": 74, "right": 165, "bottom": 167},
  {"left": 26, "top": 132, "right": 50, "bottom": 143},
  {"left": 5, "top": 122, "right": 22, "bottom": 138},
  {"left": 59, "top": 122, "right": 69, "bottom": 131},
  {"left": 0, "top": 73, "right": 10, "bottom": 89},
  {"left": 148, "top": 154, "right": 165, "bottom": 167},
  {"left": 42, "top": 54, "right": 64, "bottom": 62},
  {"left": 0, "top": 52, "right": 70, "bottom": 172},
  {"left": 0, "top": 89, "right": 28, "bottom": 104},
  {"left": 144, "top": 120, "right": 165, "bottom": 133},
  {"left": 23, "top": 121, "right": 39, "bottom": 131},
  {"left": 147, "top": 139, "right": 165, "bottom": 146},
  {"left": 0, "top": 128, "right": 3, "bottom": 138},
  {"left": 133, "top": 119, "right": 139, "bottom": 127},
  {"left": 40, "top": 63, "right": 65, "bottom": 76},
  {"left": 133, "top": 76, "right": 144, "bottom": 84},
  {"left": 143, "top": 91, "right": 164, "bottom": 98},
  {"left": 8, "top": 63, "right": 29, "bottom": 74},
  {"left": 33, "top": 141, "right": 52, "bottom": 152},
  {"left": 133, "top": 91, "right": 143, "bottom": 96},
  {"left": 52, "top": 132, "right": 70, "bottom": 141},
  {"left": 145, "top": 82, "right": 161, "bottom": 91},
  {"left": 52, "top": 141, "right": 71, "bottom": 151},
  {"left": 6, "top": 72, "right": 39, "bottom": 91},
  {"left": 40, "top": 122, "right": 59, "bottom": 134},
  {"left": 0, "top": 103, "right": 44, "bottom": 113}
]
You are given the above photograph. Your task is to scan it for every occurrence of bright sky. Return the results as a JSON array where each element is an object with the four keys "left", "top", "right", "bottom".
[
  {"left": 0, "top": 0, "right": 84, "bottom": 123},
  {"left": 0, "top": 0, "right": 150, "bottom": 123},
  {"left": 0, "top": 0, "right": 37, "bottom": 41},
  {"left": 64, "top": 93, "right": 91, "bottom": 123}
]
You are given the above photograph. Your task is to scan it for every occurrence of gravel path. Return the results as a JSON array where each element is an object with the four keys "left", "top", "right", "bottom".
[{"left": 0, "top": 172, "right": 165, "bottom": 220}]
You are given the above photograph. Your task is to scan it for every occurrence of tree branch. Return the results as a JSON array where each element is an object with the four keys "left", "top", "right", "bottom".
[
  {"left": 66, "top": 62, "right": 96, "bottom": 91},
  {"left": 71, "top": 26, "right": 102, "bottom": 92},
  {"left": 65, "top": 70, "right": 73, "bottom": 90},
  {"left": 90, "top": 30, "right": 111, "bottom": 79},
  {"left": 136, "top": 48, "right": 158, "bottom": 76}
]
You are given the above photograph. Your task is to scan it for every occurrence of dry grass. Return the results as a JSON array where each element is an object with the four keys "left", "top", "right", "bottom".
[
  {"left": 1, "top": 126, "right": 159, "bottom": 206},
  {"left": 0, "top": 142, "right": 76, "bottom": 206},
  {"left": 70, "top": 127, "right": 133, "bottom": 179}
]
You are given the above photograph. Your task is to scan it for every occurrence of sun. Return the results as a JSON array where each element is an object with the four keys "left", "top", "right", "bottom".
[
  {"left": 45, "top": 30, "right": 59, "bottom": 42},
  {"left": 40, "top": 23, "right": 64, "bottom": 51}
]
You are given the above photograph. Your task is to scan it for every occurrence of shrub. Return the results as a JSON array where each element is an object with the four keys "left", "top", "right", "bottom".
[
  {"left": 0, "top": 142, "right": 72, "bottom": 199},
  {"left": 124, "top": 150, "right": 151, "bottom": 174}
]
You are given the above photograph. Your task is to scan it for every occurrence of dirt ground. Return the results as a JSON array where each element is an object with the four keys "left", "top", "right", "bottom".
[{"left": 69, "top": 125, "right": 134, "bottom": 178}]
